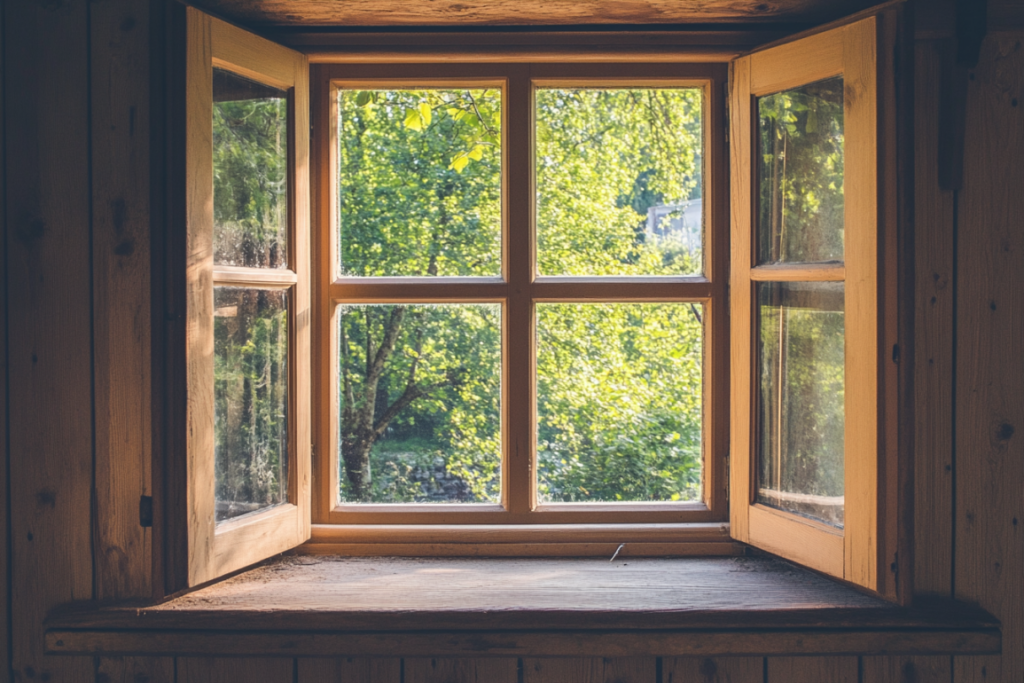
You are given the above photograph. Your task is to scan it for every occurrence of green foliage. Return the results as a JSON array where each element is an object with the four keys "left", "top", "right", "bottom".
[
  {"left": 339, "top": 89, "right": 502, "bottom": 277},
  {"left": 336, "top": 87, "right": 708, "bottom": 504},
  {"left": 213, "top": 289, "right": 289, "bottom": 520},
  {"left": 757, "top": 77, "right": 845, "bottom": 263},
  {"left": 537, "top": 304, "right": 703, "bottom": 502},
  {"left": 213, "top": 92, "right": 288, "bottom": 268},
  {"left": 535, "top": 88, "right": 703, "bottom": 276}
]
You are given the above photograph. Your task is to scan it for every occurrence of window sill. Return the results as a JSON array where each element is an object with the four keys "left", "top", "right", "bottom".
[{"left": 45, "top": 556, "right": 999, "bottom": 658}]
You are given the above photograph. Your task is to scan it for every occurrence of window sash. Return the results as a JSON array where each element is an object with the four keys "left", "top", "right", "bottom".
[{"left": 311, "top": 63, "right": 730, "bottom": 526}]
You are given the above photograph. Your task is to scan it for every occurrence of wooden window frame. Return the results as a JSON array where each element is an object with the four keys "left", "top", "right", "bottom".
[
  {"left": 728, "top": 13, "right": 907, "bottom": 601},
  {"left": 310, "top": 63, "right": 731, "bottom": 530},
  {"left": 183, "top": 9, "right": 312, "bottom": 587}
]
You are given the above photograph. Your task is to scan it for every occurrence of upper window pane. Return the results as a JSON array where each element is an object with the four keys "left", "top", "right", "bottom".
[
  {"left": 213, "top": 68, "right": 289, "bottom": 269},
  {"left": 536, "top": 88, "right": 704, "bottom": 277},
  {"left": 757, "top": 77, "right": 845, "bottom": 265},
  {"left": 337, "top": 89, "right": 502, "bottom": 278}
]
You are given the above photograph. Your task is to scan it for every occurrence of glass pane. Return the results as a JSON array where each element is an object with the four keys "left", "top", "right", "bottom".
[
  {"left": 757, "top": 77, "right": 845, "bottom": 265},
  {"left": 338, "top": 89, "right": 502, "bottom": 277},
  {"left": 537, "top": 303, "right": 703, "bottom": 503},
  {"left": 337, "top": 304, "right": 501, "bottom": 504},
  {"left": 536, "top": 88, "right": 704, "bottom": 277},
  {"left": 214, "top": 287, "right": 289, "bottom": 522},
  {"left": 757, "top": 282, "right": 844, "bottom": 527},
  {"left": 213, "top": 68, "right": 289, "bottom": 269}
]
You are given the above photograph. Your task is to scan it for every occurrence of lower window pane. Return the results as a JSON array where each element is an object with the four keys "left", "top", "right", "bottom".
[
  {"left": 757, "top": 281, "right": 845, "bottom": 527},
  {"left": 214, "top": 287, "right": 289, "bottom": 523},
  {"left": 537, "top": 303, "right": 703, "bottom": 503},
  {"left": 337, "top": 304, "right": 502, "bottom": 504}
]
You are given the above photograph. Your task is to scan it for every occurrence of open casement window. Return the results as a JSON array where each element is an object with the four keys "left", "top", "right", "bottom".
[
  {"left": 728, "top": 11, "right": 906, "bottom": 601},
  {"left": 185, "top": 8, "right": 311, "bottom": 587}
]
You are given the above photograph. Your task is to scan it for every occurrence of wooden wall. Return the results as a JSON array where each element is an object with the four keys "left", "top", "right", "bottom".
[{"left": 1, "top": 1, "right": 1022, "bottom": 681}]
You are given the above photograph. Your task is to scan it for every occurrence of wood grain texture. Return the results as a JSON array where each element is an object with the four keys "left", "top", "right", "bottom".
[
  {"left": 91, "top": 0, "right": 154, "bottom": 602},
  {"left": 96, "top": 657, "right": 175, "bottom": 683},
  {"left": 862, "top": 656, "right": 952, "bottom": 683},
  {"left": 912, "top": 39, "right": 955, "bottom": 599},
  {"left": 523, "top": 657, "right": 655, "bottom": 682},
  {"left": 954, "top": 656, "right": 1000, "bottom": 683},
  {"left": 178, "top": 657, "right": 295, "bottom": 683},
  {"left": 0, "top": 3, "right": 8, "bottom": 678},
  {"left": 665, "top": 657, "right": 764, "bottom": 683},
  {"left": 188, "top": 0, "right": 882, "bottom": 27},
  {"left": 954, "top": 33, "right": 1024, "bottom": 683},
  {"left": 404, "top": 658, "right": 518, "bottom": 683},
  {"left": 766, "top": 656, "right": 857, "bottom": 683},
  {"left": 298, "top": 657, "right": 401, "bottom": 683},
  {"left": 5, "top": 0, "right": 97, "bottom": 679},
  {"left": 47, "top": 627, "right": 1000, "bottom": 658},
  {"left": 49, "top": 556, "right": 927, "bottom": 633}
]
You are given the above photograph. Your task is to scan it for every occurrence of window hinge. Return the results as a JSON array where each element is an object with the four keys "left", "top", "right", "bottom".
[{"left": 139, "top": 495, "right": 154, "bottom": 528}]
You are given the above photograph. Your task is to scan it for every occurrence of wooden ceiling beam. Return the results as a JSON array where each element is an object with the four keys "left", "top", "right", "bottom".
[{"left": 186, "top": 0, "right": 882, "bottom": 28}]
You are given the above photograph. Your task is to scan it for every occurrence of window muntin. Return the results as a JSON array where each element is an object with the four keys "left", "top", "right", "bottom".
[{"left": 319, "top": 65, "right": 727, "bottom": 526}]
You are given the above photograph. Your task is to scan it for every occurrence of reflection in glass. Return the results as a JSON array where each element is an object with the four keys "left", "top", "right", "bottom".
[
  {"left": 537, "top": 303, "right": 703, "bottom": 503},
  {"left": 536, "top": 88, "right": 704, "bottom": 276},
  {"left": 757, "top": 282, "right": 844, "bottom": 527},
  {"left": 337, "top": 304, "right": 501, "bottom": 504},
  {"left": 214, "top": 287, "right": 289, "bottom": 522},
  {"left": 213, "top": 68, "right": 289, "bottom": 269},
  {"left": 337, "top": 89, "right": 502, "bottom": 277},
  {"left": 757, "top": 77, "right": 844, "bottom": 265}
]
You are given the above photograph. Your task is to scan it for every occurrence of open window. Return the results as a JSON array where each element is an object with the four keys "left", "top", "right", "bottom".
[
  {"left": 183, "top": 8, "right": 311, "bottom": 587},
  {"left": 728, "top": 13, "right": 905, "bottom": 601},
  {"left": 176, "top": 6, "right": 906, "bottom": 600}
]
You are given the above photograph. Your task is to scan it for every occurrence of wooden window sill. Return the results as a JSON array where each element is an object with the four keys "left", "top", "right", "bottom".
[{"left": 45, "top": 556, "right": 999, "bottom": 658}]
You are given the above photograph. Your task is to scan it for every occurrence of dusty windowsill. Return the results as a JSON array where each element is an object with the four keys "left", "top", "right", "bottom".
[{"left": 46, "top": 556, "right": 999, "bottom": 658}]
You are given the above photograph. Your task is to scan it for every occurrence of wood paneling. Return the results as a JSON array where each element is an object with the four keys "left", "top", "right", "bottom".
[
  {"left": 523, "top": 657, "right": 655, "bottom": 682},
  {"left": 298, "top": 657, "right": 401, "bottom": 683},
  {"left": 190, "top": 0, "right": 882, "bottom": 27},
  {"left": 665, "top": 657, "right": 764, "bottom": 683},
  {"left": 5, "top": 0, "right": 97, "bottom": 679},
  {"left": 178, "top": 657, "right": 295, "bottom": 683},
  {"left": 96, "top": 656, "right": 175, "bottom": 683},
  {"left": 862, "top": 656, "right": 951, "bottom": 683},
  {"left": 403, "top": 658, "right": 518, "bottom": 683},
  {"left": 91, "top": 0, "right": 155, "bottom": 602},
  {"left": 766, "top": 656, "right": 857, "bottom": 683},
  {"left": 954, "top": 33, "right": 1024, "bottom": 683},
  {"left": 912, "top": 40, "right": 955, "bottom": 599},
  {"left": 0, "top": 2, "right": 8, "bottom": 678}
]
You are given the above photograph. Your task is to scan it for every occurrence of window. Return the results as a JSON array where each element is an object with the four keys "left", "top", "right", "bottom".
[
  {"left": 311, "top": 65, "right": 729, "bottom": 526},
  {"left": 180, "top": 7, "right": 908, "bottom": 603}
]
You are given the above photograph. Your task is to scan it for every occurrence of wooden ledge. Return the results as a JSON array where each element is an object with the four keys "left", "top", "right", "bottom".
[{"left": 46, "top": 556, "right": 1000, "bottom": 658}]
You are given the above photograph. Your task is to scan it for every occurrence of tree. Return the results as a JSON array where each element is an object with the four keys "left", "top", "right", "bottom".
[{"left": 336, "top": 86, "right": 706, "bottom": 504}]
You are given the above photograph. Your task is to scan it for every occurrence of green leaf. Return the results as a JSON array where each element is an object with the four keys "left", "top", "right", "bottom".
[
  {"left": 418, "top": 102, "right": 433, "bottom": 127},
  {"left": 468, "top": 146, "right": 484, "bottom": 161},
  {"left": 354, "top": 91, "right": 372, "bottom": 107},
  {"left": 403, "top": 108, "right": 422, "bottom": 131},
  {"left": 450, "top": 153, "right": 469, "bottom": 173}
]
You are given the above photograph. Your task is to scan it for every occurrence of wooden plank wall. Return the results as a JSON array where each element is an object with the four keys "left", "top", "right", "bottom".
[
  {"left": 953, "top": 31, "right": 1024, "bottom": 683},
  {"left": 1, "top": 3, "right": 1022, "bottom": 683}
]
